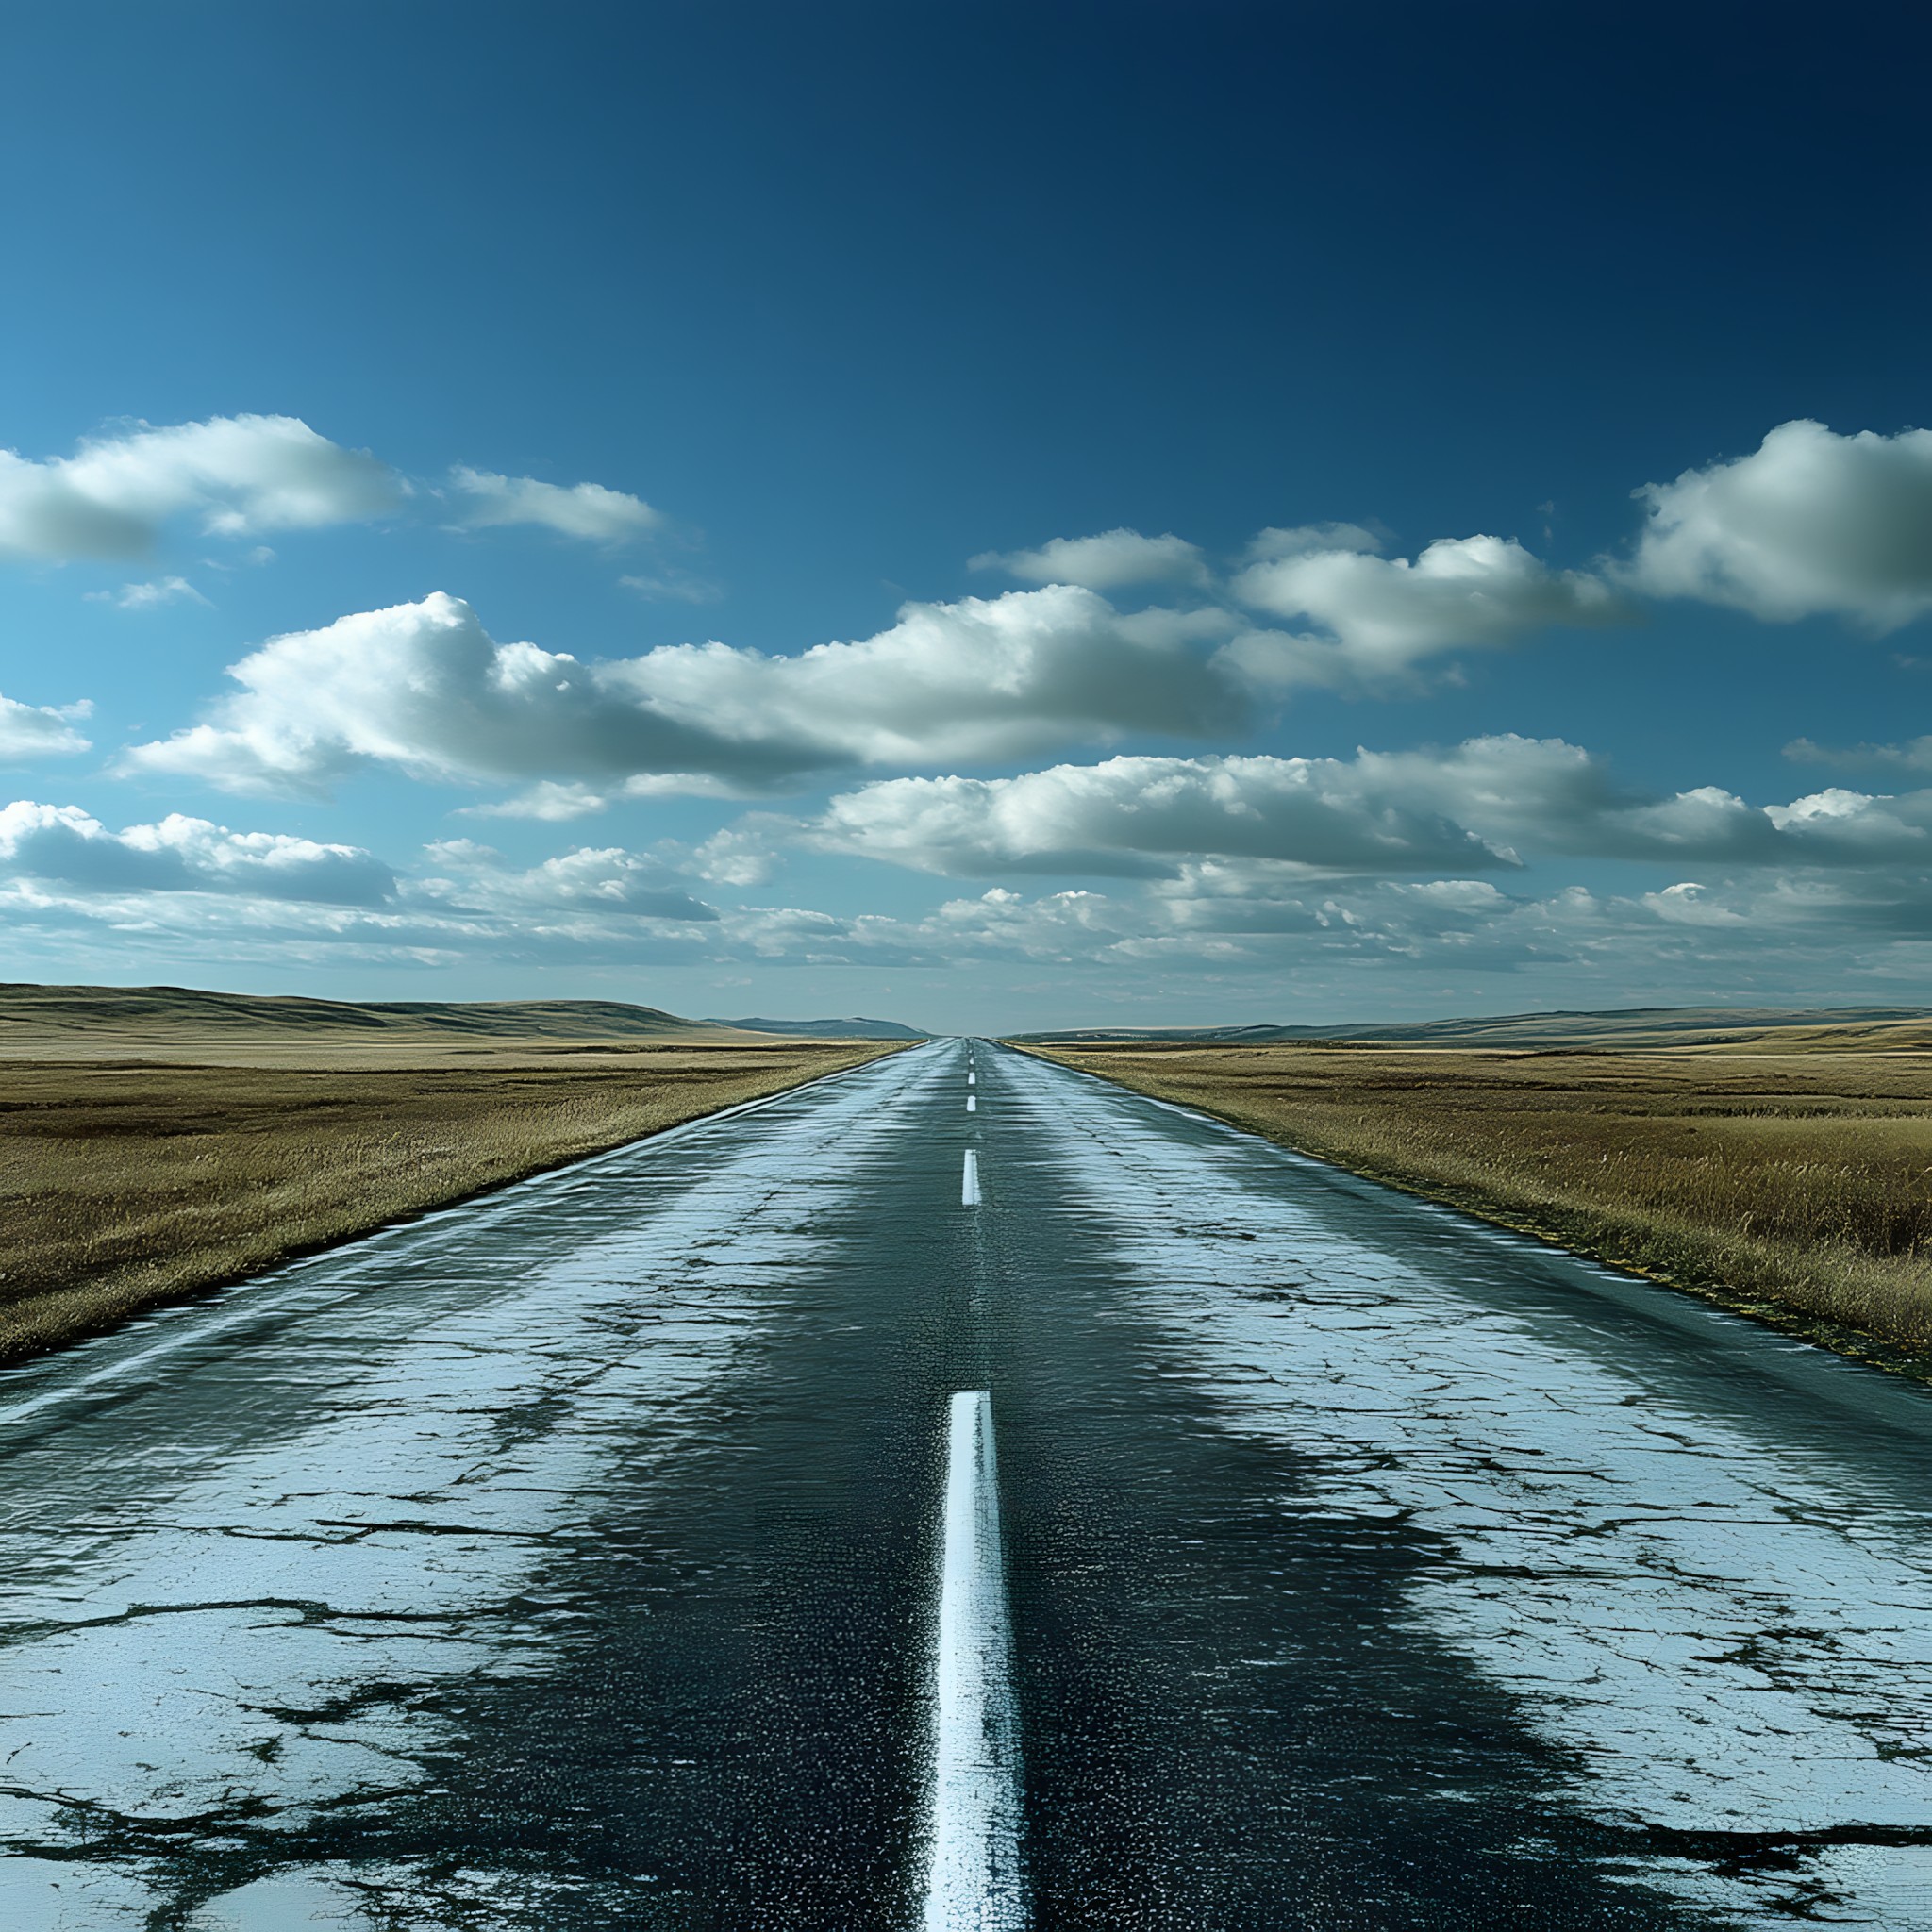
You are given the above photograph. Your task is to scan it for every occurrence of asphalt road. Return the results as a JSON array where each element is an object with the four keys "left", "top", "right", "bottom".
[{"left": 3, "top": 1040, "right": 1930, "bottom": 1930}]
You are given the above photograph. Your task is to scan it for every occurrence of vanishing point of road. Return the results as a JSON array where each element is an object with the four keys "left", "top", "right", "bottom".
[{"left": 2, "top": 1041, "right": 1930, "bottom": 1930}]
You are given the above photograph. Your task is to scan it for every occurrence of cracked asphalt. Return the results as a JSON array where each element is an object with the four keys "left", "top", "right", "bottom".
[{"left": 2, "top": 1041, "right": 1930, "bottom": 1929}]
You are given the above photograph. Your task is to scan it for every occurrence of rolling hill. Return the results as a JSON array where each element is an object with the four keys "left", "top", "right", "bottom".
[
  {"left": 0, "top": 982, "right": 768, "bottom": 1050},
  {"left": 1014, "top": 1005, "right": 1932, "bottom": 1052},
  {"left": 710, "top": 1016, "right": 928, "bottom": 1040}
]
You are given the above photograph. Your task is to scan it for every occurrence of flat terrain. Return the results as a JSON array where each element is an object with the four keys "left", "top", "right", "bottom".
[
  {"left": 0, "top": 1027, "right": 891, "bottom": 1363},
  {"left": 6, "top": 1041, "right": 1931, "bottom": 1929},
  {"left": 1026, "top": 1038, "right": 1932, "bottom": 1358}
]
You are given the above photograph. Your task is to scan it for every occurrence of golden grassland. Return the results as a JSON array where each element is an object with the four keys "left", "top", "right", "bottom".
[
  {"left": 0, "top": 1038, "right": 892, "bottom": 1364},
  {"left": 1026, "top": 1040, "right": 1932, "bottom": 1360}
]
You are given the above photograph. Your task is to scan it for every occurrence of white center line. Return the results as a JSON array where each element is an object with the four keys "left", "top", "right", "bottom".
[
  {"left": 967, "top": 1072, "right": 975, "bottom": 1085},
  {"left": 961, "top": 1149, "right": 980, "bottom": 1206},
  {"left": 924, "top": 1391, "right": 1026, "bottom": 1930},
  {"left": 966, "top": 1096, "right": 977, "bottom": 1113}
]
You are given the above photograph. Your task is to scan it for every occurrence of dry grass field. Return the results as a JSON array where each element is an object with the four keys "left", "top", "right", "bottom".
[
  {"left": 1027, "top": 1040, "right": 1932, "bottom": 1361},
  {"left": 0, "top": 996, "right": 895, "bottom": 1363}
]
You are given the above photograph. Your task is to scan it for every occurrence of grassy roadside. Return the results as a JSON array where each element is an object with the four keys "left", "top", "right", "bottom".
[
  {"left": 1022, "top": 1041, "right": 1932, "bottom": 1363},
  {"left": 0, "top": 1042, "right": 894, "bottom": 1365}
]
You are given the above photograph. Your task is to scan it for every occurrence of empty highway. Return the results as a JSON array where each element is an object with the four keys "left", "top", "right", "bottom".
[{"left": 2, "top": 1041, "right": 1930, "bottom": 1930}]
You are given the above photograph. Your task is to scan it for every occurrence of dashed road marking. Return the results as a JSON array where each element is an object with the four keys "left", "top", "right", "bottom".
[{"left": 924, "top": 1390, "right": 1026, "bottom": 1929}]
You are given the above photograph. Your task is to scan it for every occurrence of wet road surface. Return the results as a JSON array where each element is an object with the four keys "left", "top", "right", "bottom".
[{"left": 2, "top": 1040, "right": 1931, "bottom": 1929}]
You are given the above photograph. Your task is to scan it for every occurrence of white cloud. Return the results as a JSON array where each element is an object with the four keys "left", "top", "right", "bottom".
[
  {"left": 0, "top": 418, "right": 675, "bottom": 577},
  {"left": 122, "top": 587, "right": 1257, "bottom": 800},
  {"left": 0, "top": 818, "right": 727, "bottom": 980},
  {"left": 813, "top": 850, "right": 1932, "bottom": 986},
  {"left": 1228, "top": 533, "right": 1630, "bottom": 685},
  {"left": 458, "top": 774, "right": 755, "bottom": 821},
  {"left": 84, "top": 575, "right": 210, "bottom": 610},
  {"left": 8, "top": 802, "right": 1932, "bottom": 998},
  {"left": 1786, "top": 735, "right": 1932, "bottom": 773},
  {"left": 0, "top": 802, "right": 395, "bottom": 905},
  {"left": 969, "top": 527, "right": 1208, "bottom": 591},
  {"left": 1241, "top": 522, "right": 1384, "bottom": 563},
  {"left": 808, "top": 755, "right": 1515, "bottom": 877},
  {"left": 891, "top": 858, "right": 1932, "bottom": 996},
  {"left": 417, "top": 839, "right": 718, "bottom": 922},
  {"left": 689, "top": 819, "right": 789, "bottom": 887},
  {"left": 0, "top": 695, "right": 92, "bottom": 762},
  {"left": 448, "top": 466, "right": 661, "bottom": 543},
  {"left": 1363, "top": 743, "right": 1932, "bottom": 869},
  {"left": 459, "top": 781, "right": 614, "bottom": 822},
  {"left": 1625, "top": 420, "right": 1932, "bottom": 627},
  {"left": 0, "top": 415, "right": 405, "bottom": 562},
  {"left": 619, "top": 569, "right": 722, "bottom": 603},
  {"left": 784, "top": 734, "right": 1932, "bottom": 883}
]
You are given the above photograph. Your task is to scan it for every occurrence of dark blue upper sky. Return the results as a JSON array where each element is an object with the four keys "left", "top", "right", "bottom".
[{"left": 3, "top": 2, "right": 1929, "bottom": 1026}]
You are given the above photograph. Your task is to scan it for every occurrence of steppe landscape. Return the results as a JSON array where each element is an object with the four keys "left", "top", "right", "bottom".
[
  {"left": 0, "top": 983, "right": 894, "bottom": 1362},
  {"left": 14, "top": 980, "right": 1932, "bottom": 1384},
  {"left": 1029, "top": 1011, "right": 1932, "bottom": 1364},
  {"left": 9, "top": 9, "right": 1932, "bottom": 1924}
]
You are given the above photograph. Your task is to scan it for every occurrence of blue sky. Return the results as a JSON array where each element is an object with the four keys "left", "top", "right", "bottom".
[{"left": 4, "top": 1, "right": 1932, "bottom": 1030}]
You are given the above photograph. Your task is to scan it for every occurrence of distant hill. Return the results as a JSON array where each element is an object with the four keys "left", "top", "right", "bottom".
[
  {"left": 0, "top": 982, "right": 767, "bottom": 1045},
  {"left": 710, "top": 1016, "right": 928, "bottom": 1041},
  {"left": 1014, "top": 1005, "right": 1932, "bottom": 1052}
]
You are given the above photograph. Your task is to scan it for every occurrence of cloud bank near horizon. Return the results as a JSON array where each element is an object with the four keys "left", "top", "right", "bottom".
[
  {"left": 12, "top": 411, "right": 1932, "bottom": 1009},
  {"left": 14, "top": 704, "right": 1932, "bottom": 1000}
]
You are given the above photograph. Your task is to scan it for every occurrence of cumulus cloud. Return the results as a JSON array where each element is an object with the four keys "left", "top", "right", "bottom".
[
  {"left": 790, "top": 871, "right": 1554, "bottom": 980},
  {"left": 1241, "top": 522, "right": 1385, "bottom": 563},
  {"left": 458, "top": 772, "right": 752, "bottom": 819},
  {"left": 970, "top": 527, "right": 1208, "bottom": 591},
  {"left": 1625, "top": 420, "right": 1932, "bottom": 627},
  {"left": 786, "top": 734, "right": 1932, "bottom": 883},
  {"left": 0, "top": 802, "right": 395, "bottom": 904},
  {"left": 458, "top": 781, "right": 617, "bottom": 823},
  {"left": 0, "top": 810, "right": 746, "bottom": 991},
  {"left": 0, "top": 415, "right": 405, "bottom": 562},
  {"left": 418, "top": 839, "right": 718, "bottom": 922},
  {"left": 1786, "top": 735, "right": 1932, "bottom": 773},
  {"left": 893, "top": 859, "right": 1932, "bottom": 995},
  {"left": 808, "top": 755, "right": 1515, "bottom": 877},
  {"left": 1383, "top": 740, "right": 1932, "bottom": 867},
  {"left": 84, "top": 575, "right": 209, "bottom": 610},
  {"left": 122, "top": 587, "right": 1257, "bottom": 801},
  {"left": 0, "top": 695, "right": 92, "bottom": 762},
  {"left": 0, "top": 417, "right": 675, "bottom": 577},
  {"left": 1634, "top": 872, "right": 1932, "bottom": 942},
  {"left": 776, "top": 852, "right": 1932, "bottom": 981},
  {"left": 0, "top": 808, "right": 755, "bottom": 992},
  {"left": 1228, "top": 533, "right": 1630, "bottom": 685},
  {"left": 8, "top": 800, "right": 1932, "bottom": 997},
  {"left": 689, "top": 818, "right": 789, "bottom": 887},
  {"left": 447, "top": 467, "right": 662, "bottom": 543}
]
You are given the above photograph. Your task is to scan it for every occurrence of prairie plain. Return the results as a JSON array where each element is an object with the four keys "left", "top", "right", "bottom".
[
  {"left": 1028, "top": 1034, "right": 1932, "bottom": 1363},
  {"left": 0, "top": 984, "right": 894, "bottom": 1363}
]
